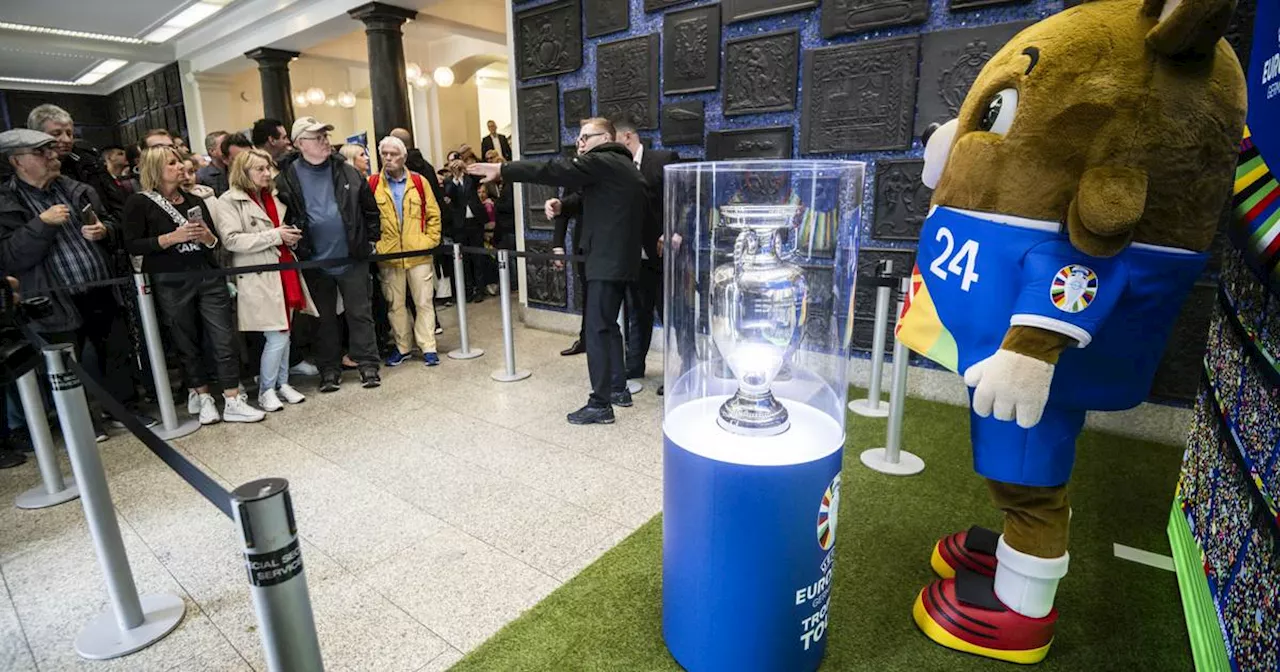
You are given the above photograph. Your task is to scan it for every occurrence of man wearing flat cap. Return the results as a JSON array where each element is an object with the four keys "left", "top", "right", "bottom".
[{"left": 0, "top": 128, "right": 135, "bottom": 439}]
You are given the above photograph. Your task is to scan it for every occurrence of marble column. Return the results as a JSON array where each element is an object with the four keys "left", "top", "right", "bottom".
[
  {"left": 348, "top": 2, "right": 418, "bottom": 144},
  {"left": 244, "top": 47, "right": 300, "bottom": 127}
]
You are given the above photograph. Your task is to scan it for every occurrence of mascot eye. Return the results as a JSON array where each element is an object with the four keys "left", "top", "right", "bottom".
[{"left": 977, "top": 88, "right": 1019, "bottom": 135}]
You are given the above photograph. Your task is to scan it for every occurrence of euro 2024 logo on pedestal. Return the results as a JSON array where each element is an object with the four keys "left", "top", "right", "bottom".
[{"left": 817, "top": 473, "right": 841, "bottom": 551}]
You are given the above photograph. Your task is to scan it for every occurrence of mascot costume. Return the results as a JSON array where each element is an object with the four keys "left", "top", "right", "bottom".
[{"left": 897, "top": 0, "right": 1247, "bottom": 663}]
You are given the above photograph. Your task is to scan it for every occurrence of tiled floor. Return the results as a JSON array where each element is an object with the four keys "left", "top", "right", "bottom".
[{"left": 0, "top": 298, "right": 665, "bottom": 671}]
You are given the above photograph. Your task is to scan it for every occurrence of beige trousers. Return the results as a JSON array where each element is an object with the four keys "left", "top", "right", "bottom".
[{"left": 379, "top": 263, "right": 438, "bottom": 355}]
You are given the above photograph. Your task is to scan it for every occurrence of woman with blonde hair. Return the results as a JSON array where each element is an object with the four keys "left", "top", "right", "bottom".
[
  {"left": 215, "top": 149, "right": 318, "bottom": 412},
  {"left": 123, "top": 146, "right": 265, "bottom": 424},
  {"left": 339, "top": 144, "right": 371, "bottom": 178}
]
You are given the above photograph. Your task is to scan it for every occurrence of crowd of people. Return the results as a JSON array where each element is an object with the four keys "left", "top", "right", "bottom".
[
  {"left": 1223, "top": 526, "right": 1279, "bottom": 671},
  {"left": 0, "top": 103, "right": 526, "bottom": 467}
]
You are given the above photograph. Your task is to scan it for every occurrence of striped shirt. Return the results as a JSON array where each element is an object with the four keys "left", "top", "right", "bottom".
[{"left": 11, "top": 177, "right": 112, "bottom": 293}]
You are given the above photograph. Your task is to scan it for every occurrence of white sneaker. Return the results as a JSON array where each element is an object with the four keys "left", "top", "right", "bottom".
[
  {"left": 188, "top": 389, "right": 200, "bottom": 415},
  {"left": 259, "top": 389, "right": 284, "bottom": 412},
  {"left": 198, "top": 393, "right": 220, "bottom": 425},
  {"left": 223, "top": 395, "right": 266, "bottom": 423},
  {"left": 277, "top": 384, "right": 306, "bottom": 404},
  {"left": 289, "top": 360, "right": 320, "bottom": 377}
]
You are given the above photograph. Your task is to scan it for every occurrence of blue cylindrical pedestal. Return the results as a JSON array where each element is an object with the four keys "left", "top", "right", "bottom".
[{"left": 663, "top": 397, "right": 843, "bottom": 672}]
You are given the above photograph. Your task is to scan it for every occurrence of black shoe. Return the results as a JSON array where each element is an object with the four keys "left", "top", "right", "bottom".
[
  {"left": 567, "top": 404, "right": 615, "bottom": 425},
  {"left": 657, "top": 385, "right": 664, "bottom": 397},
  {"left": 92, "top": 417, "right": 109, "bottom": 443},
  {"left": 560, "top": 340, "right": 586, "bottom": 357},
  {"left": 7, "top": 429, "right": 33, "bottom": 453},
  {"left": 360, "top": 367, "right": 381, "bottom": 389},
  {"left": 319, "top": 374, "right": 341, "bottom": 393},
  {"left": 0, "top": 450, "right": 25, "bottom": 469},
  {"left": 469, "top": 293, "right": 485, "bottom": 304},
  {"left": 611, "top": 390, "right": 633, "bottom": 408}
]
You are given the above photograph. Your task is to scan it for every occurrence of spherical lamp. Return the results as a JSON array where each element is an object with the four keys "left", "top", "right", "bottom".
[
  {"left": 405, "top": 62, "right": 422, "bottom": 81},
  {"left": 337, "top": 91, "right": 357, "bottom": 109},
  {"left": 293, "top": 92, "right": 308, "bottom": 108},
  {"left": 433, "top": 66, "right": 454, "bottom": 88},
  {"left": 305, "top": 87, "right": 325, "bottom": 105}
]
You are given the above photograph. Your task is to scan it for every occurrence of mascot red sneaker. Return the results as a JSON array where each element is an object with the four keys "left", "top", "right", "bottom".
[{"left": 897, "top": 0, "right": 1247, "bottom": 664}]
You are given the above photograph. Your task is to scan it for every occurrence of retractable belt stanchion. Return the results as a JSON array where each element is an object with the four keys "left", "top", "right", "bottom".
[
  {"left": 134, "top": 274, "right": 200, "bottom": 440},
  {"left": 490, "top": 249, "right": 531, "bottom": 382},
  {"left": 447, "top": 244, "right": 484, "bottom": 361},
  {"left": 860, "top": 277, "right": 926, "bottom": 476},
  {"left": 849, "top": 260, "right": 893, "bottom": 418},
  {"left": 44, "top": 343, "right": 186, "bottom": 659},
  {"left": 232, "top": 478, "right": 324, "bottom": 672},
  {"left": 14, "top": 369, "right": 78, "bottom": 509}
]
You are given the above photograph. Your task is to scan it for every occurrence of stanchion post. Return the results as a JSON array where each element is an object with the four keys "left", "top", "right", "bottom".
[
  {"left": 44, "top": 344, "right": 185, "bottom": 659},
  {"left": 14, "top": 369, "right": 79, "bottom": 509},
  {"left": 849, "top": 260, "right": 893, "bottom": 418},
  {"left": 859, "top": 277, "right": 925, "bottom": 476},
  {"left": 448, "top": 244, "right": 484, "bottom": 360},
  {"left": 133, "top": 274, "right": 200, "bottom": 440},
  {"left": 491, "top": 249, "right": 531, "bottom": 382},
  {"left": 232, "top": 478, "right": 324, "bottom": 672}
]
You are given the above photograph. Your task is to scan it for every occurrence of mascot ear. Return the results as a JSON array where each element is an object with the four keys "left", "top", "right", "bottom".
[{"left": 1143, "top": 0, "right": 1236, "bottom": 58}]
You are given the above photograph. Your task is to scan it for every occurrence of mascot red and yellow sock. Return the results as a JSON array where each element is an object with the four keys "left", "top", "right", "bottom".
[{"left": 896, "top": 0, "right": 1247, "bottom": 663}]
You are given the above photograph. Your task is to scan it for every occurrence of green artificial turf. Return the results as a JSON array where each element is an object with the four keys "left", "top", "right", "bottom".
[{"left": 452, "top": 391, "right": 1192, "bottom": 671}]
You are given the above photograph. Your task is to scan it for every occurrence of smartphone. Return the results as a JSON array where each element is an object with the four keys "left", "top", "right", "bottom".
[
  {"left": 186, "top": 206, "right": 204, "bottom": 225},
  {"left": 80, "top": 203, "right": 95, "bottom": 226}
]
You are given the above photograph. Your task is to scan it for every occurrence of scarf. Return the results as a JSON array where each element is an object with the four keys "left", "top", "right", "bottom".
[{"left": 250, "top": 188, "right": 306, "bottom": 318}]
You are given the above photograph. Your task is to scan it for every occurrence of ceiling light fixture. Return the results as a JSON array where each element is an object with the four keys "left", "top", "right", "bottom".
[
  {"left": 74, "top": 59, "right": 129, "bottom": 85},
  {"left": 325, "top": 97, "right": 337, "bottom": 107},
  {"left": 142, "top": 1, "right": 225, "bottom": 43},
  {"left": 405, "top": 62, "right": 422, "bottom": 81},
  {"left": 433, "top": 66, "right": 454, "bottom": 88},
  {"left": 294, "top": 92, "right": 309, "bottom": 108},
  {"left": 0, "top": 21, "right": 150, "bottom": 44},
  {"left": 0, "top": 75, "right": 83, "bottom": 86},
  {"left": 306, "top": 87, "right": 326, "bottom": 105},
  {"left": 337, "top": 92, "right": 357, "bottom": 108},
  {"left": 413, "top": 75, "right": 430, "bottom": 89}
]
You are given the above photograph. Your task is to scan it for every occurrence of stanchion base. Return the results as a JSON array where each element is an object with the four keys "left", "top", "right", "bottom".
[
  {"left": 15, "top": 477, "right": 79, "bottom": 509},
  {"left": 627, "top": 380, "right": 643, "bottom": 394},
  {"left": 491, "top": 369, "right": 532, "bottom": 382},
  {"left": 859, "top": 448, "right": 925, "bottom": 476},
  {"left": 848, "top": 398, "right": 890, "bottom": 418},
  {"left": 75, "top": 592, "right": 185, "bottom": 660},
  {"left": 151, "top": 417, "right": 201, "bottom": 441},
  {"left": 448, "top": 348, "right": 485, "bottom": 360}
]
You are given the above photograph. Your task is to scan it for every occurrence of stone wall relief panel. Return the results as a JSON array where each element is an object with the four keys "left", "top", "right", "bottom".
[
  {"left": 515, "top": 0, "right": 583, "bottom": 81},
  {"left": 724, "top": 30, "right": 799, "bottom": 116},
  {"left": 597, "top": 33, "right": 660, "bottom": 130},
  {"left": 801, "top": 35, "right": 919, "bottom": 153},
  {"left": 663, "top": 4, "right": 721, "bottom": 95},
  {"left": 518, "top": 82, "right": 561, "bottom": 155}
]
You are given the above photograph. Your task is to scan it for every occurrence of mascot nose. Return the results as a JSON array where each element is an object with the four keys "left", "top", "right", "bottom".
[
  {"left": 921, "top": 119, "right": 959, "bottom": 190},
  {"left": 921, "top": 123, "right": 941, "bottom": 149}
]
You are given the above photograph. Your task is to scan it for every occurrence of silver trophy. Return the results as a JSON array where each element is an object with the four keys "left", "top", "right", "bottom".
[{"left": 710, "top": 205, "right": 807, "bottom": 436}]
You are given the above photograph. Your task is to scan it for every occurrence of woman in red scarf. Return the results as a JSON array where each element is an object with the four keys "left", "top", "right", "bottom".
[{"left": 214, "top": 148, "right": 318, "bottom": 412}]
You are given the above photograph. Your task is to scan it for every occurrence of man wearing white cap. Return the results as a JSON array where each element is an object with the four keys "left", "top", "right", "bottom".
[{"left": 273, "top": 117, "right": 382, "bottom": 392}]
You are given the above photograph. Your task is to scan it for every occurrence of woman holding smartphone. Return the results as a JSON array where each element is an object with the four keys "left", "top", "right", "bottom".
[
  {"left": 214, "top": 149, "right": 316, "bottom": 412},
  {"left": 123, "top": 146, "right": 265, "bottom": 425}
]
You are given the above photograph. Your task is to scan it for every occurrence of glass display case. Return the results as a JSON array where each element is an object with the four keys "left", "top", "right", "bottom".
[{"left": 661, "top": 161, "right": 864, "bottom": 672}]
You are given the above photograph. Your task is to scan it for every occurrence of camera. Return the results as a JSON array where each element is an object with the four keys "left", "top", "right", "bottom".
[{"left": 0, "top": 280, "right": 53, "bottom": 386}]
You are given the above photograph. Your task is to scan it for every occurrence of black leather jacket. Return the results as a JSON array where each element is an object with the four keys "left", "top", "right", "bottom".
[{"left": 274, "top": 154, "right": 380, "bottom": 260}]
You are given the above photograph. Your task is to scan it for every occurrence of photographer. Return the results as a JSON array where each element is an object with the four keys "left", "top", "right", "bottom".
[{"left": 0, "top": 129, "right": 136, "bottom": 441}]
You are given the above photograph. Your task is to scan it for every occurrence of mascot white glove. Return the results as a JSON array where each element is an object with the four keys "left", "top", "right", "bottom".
[{"left": 963, "top": 349, "right": 1055, "bottom": 429}]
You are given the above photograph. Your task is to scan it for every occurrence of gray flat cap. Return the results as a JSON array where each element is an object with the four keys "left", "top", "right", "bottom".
[{"left": 0, "top": 129, "right": 56, "bottom": 155}]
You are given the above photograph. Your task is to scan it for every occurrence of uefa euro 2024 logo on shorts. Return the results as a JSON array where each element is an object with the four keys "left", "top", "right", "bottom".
[
  {"left": 817, "top": 474, "right": 841, "bottom": 551},
  {"left": 1050, "top": 265, "right": 1097, "bottom": 314}
]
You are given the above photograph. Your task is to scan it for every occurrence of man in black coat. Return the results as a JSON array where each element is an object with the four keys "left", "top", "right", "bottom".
[
  {"left": 443, "top": 167, "right": 488, "bottom": 302},
  {"left": 480, "top": 120, "right": 512, "bottom": 162},
  {"left": 469, "top": 118, "right": 646, "bottom": 425},
  {"left": 612, "top": 117, "right": 678, "bottom": 384}
]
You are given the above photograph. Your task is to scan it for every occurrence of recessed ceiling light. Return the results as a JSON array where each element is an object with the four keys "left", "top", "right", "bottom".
[
  {"left": 75, "top": 59, "right": 129, "bottom": 85},
  {"left": 0, "top": 21, "right": 150, "bottom": 44},
  {"left": 0, "top": 76, "right": 81, "bottom": 86},
  {"left": 143, "top": 1, "right": 225, "bottom": 42},
  {"left": 142, "top": 26, "right": 181, "bottom": 43}
]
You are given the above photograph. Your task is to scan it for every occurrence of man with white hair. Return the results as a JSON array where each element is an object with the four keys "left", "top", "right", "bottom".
[
  {"left": 26, "top": 103, "right": 100, "bottom": 188},
  {"left": 371, "top": 135, "right": 444, "bottom": 367}
]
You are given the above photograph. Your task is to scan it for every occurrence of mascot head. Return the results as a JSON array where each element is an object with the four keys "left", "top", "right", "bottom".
[{"left": 921, "top": 0, "right": 1247, "bottom": 257}]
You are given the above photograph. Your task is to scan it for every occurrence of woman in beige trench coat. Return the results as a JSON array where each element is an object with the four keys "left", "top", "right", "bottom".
[{"left": 215, "top": 148, "right": 318, "bottom": 412}]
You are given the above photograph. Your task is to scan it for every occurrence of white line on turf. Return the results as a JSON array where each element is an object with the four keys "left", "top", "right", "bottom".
[{"left": 1113, "top": 543, "right": 1175, "bottom": 572}]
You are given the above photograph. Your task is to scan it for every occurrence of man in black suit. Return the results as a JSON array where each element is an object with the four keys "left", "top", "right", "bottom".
[
  {"left": 444, "top": 161, "right": 487, "bottom": 303},
  {"left": 613, "top": 117, "right": 678, "bottom": 386},
  {"left": 480, "top": 120, "right": 512, "bottom": 162},
  {"left": 549, "top": 183, "right": 586, "bottom": 356},
  {"left": 469, "top": 118, "right": 646, "bottom": 425}
]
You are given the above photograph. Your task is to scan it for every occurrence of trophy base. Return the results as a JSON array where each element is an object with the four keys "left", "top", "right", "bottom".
[{"left": 717, "top": 392, "right": 790, "bottom": 437}]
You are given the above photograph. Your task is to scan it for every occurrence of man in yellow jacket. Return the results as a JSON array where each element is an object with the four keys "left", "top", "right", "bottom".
[{"left": 371, "top": 135, "right": 443, "bottom": 366}]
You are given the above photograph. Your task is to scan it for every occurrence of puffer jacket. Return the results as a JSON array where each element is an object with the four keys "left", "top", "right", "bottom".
[{"left": 371, "top": 170, "right": 442, "bottom": 270}]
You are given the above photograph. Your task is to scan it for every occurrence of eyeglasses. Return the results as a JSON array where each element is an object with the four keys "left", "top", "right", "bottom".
[
  {"left": 576, "top": 132, "right": 607, "bottom": 144},
  {"left": 299, "top": 133, "right": 329, "bottom": 143},
  {"left": 14, "top": 147, "right": 57, "bottom": 158}
]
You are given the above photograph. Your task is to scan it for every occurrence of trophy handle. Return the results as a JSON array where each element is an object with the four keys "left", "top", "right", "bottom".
[{"left": 733, "top": 230, "right": 757, "bottom": 282}]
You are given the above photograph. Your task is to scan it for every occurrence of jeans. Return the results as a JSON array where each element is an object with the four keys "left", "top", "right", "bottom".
[
  {"left": 153, "top": 277, "right": 240, "bottom": 392},
  {"left": 260, "top": 330, "right": 290, "bottom": 391},
  {"left": 304, "top": 264, "right": 379, "bottom": 376},
  {"left": 585, "top": 280, "right": 628, "bottom": 408}
]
